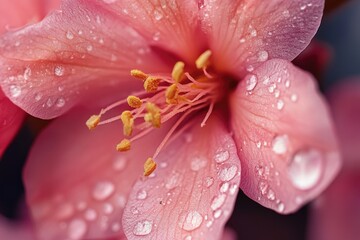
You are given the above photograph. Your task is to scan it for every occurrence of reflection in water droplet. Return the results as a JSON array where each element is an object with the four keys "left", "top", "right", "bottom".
[
  {"left": 213, "top": 209, "right": 222, "bottom": 219},
  {"left": 9, "top": 85, "right": 21, "bottom": 98},
  {"left": 288, "top": 149, "right": 323, "bottom": 190},
  {"left": 277, "top": 99, "right": 284, "bottom": 110},
  {"left": 214, "top": 150, "right": 230, "bottom": 163},
  {"left": 277, "top": 202, "right": 285, "bottom": 213},
  {"left": 133, "top": 220, "right": 153, "bottom": 236},
  {"left": 103, "top": 203, "right": 114, "bottom": 214},
  {"left": 136, "top": 189, "right": 147, "bottom": 200},
  {"left": 272, "top": 135, "right": 289, "bottom": 155},
  {"left": 179, "top": 211, "right": 203, "bottom": 231},
  {"left": 68, "top": 219, "right": 87, "bottom": 240},
  {"left": 219, "top": 165, "right": 238, "bottom": 182},
  {"left": 246, "top": 75, "right": 257, "bottom": 91},
  {"left": 211, "top": 194, "right": 226, "bottom": 210},
  {"left": 92, "top": 181, "right": 115, "bottom": 201},
  {"left": 54, "top": 66, "right": 65, "bottom": 77},
  {"left": 219, "top": 182, "right": 229, "bottom": 193}
]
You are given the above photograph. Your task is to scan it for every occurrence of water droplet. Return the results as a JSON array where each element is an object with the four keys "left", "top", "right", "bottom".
[
  {"left": 256, "top": 141, "right": 262, "bottom": 149},
  {"left": 245, "top": 75, "right": 257, "bottom": 91},
  {"left": 282, "top": 10, "right": 290, "bottom": 17},
  {"left": 34, "top": 93, "right": 42, "bottom": 101},
  {"left": 259, "top": 181, "right": 268, "bottom": 195},
  {"left": 58, "top": 85, "right": 64, "bottom": 92},
  {"left": 229, "top": 184, "right": 238, "bottom": 195},
  {"left": 68, "top": 219, "right": 87, "bottom": 240},
  {"left": 277, "top": 202, "right": 285, "bottom": 213},
  {"left": 154, "top": 10, "right": 163, "bottom": 20},
  {"left": 113, "top": 156, "right": 127, "bottom": 171},
  {"left": 276, "top": 99, "right": 284, "bottom": 110},
  {"left": 112, "top": 222, "right": 121, "bottom": 232},
  {"left": 219, "top": 182, "right": 229, "bottom": 193},
  {"left": 210, "top": 194, "right": 226, "bottom": 210},
  {"left": 55, "top": 203, "right": 74, "bottom": 219},
  {"left": 46, "top": 98, "right": 53, "bottom": 107},
  {"left": 179, "top": 211, "right": 203, "bottom": 231},
  {"left": 274, "top": 89, "right": 280, "bottom": 98},
  {"left": 184, "top": 235, "right": 192, "bottom": 240},
  {"left": 205, "top": 176, "right": 214, "bottom": 187},
  {"left": 56, "top": 98, "right": 65, "bottom": 108},
  {"left": 190, "top": 156, "right": 207, "bottom": 171},
  {"left": 258, "top": 50, "right": 269, "bottom": 62},
  {"left": 214, "top": 150, "right": 230, "bottom": 163},
  {"left": 219, "top": 164, "right": 238, "bottom": 182},
  {"left": 291, "top": 94, "right": 298, "bottom": 102},
  {"left": 66, "top": 31, "right": 74, "bottom": 40},
  {"left": 272, "top": 135, "right": 289, "bottom": 155},
  {"left": 136, "top": 189, "right": 147, "bottom": 200},
  {"left": 9, "top": 85, "right": 21, "bottom": 98},
  {"left": 133, "top": 220, "right": 153, "bottom": 236},
  {"left": 92, "top": 181, "right": 115, "bottom": 201},
  {"left": 246, "top": 65, "right": 254, "bottom": 72},
  {"left": 239, "top": 38, "right": 246, "bottom": 43},
  {"left": 23, "top": 67, "right": 31, "bottom": 80},
  {"left": 103, "top": 203, "right": 114, "bottom": 214},
  {"left": 152, "top": 32, "right": 160, "bottom": 41},
  {"left": 165, "top": 171, "right": 181, "bottom": 189},
  {"left": 54, "top": 66, "right": 64, "bottom": 77},
  {"left": 250, "top": 29, "right": 257, "bottom": 37},
  {"left": 213, "top": 209, "right": 222, "bottom": 219},
  {"left": 267, "top": 189, "right": 275, "bottom": 201},
  {"left": 268, "top": 83, "right": 276, "bottom": 93},
  {"left": 87, "top": 45, "right": 93, "bottom": 52},
  {"left": 288, "top": 149, "right": 323, "bottom": 190},
  {"left": 300, "top": 5, "right": 307, "bottom": 10},
  {"left": 84, "top": 209, "right": 97, "bottom": 221},
  {"left": 285, "top": 80, "right": 290, "bottom": 88}
]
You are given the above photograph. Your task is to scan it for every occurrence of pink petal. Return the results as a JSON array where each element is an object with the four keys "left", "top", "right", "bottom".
[
  {"left": 122, "top": 115, "right": 240, "bottom": 240},
  {"left": 0, "top": 89, "right": 24, "bottom": 157},
  {"left": 24, "top": 107, "right": 169, "bottom": 240},
  {"left": 229, "top": 59, "right": 340, "bottom": 213},
  {"left": 327, "top": 79, "right": 360, "bottom": 167},
  {"left": 96, "top": 0, "right": 204, "bottom": 62},
  {"left": 0, "top": 0, "right": 169, "bottom": 119},
  {"left": 308, "top": 171, "right": 360, "bottom": 240},
  {"left": 200, "top": 0, "right": 324, "bottom": 77}
]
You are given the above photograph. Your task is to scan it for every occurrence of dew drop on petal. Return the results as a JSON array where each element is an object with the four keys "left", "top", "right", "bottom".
[
  {"left": 219, "top": 164, "right": 238, "bottom": 182},
  {"left": 219, "top": 182, "right": 229, "bottom": 193},
  {"left": 291, "top": 94, "right": 298, "bottom": 102},
  {"left": 153, "top": 10, "right": 163, "bottom": 20},
  {"left": 258, "top": 50, "right": 269, "bottom": 62},
  {"left": 272, "top": 135, "right": 289, "bottom": 155},
  {"left": 277, "top": 202, "right": 285, "bottom": 213},
  {"left": 210, "top": 194, "right": 226, "bottom": 210},
  {"left": 213, "top": 209, "right": 222, "bottom": 219},
  {"left": 245, "top": 74, "right": 257, "bottom": 91},
  {"left": 92, "top": 181, "right": 115, "bottom": 201},
  {"left": 136, "top": 189, "right": 147, "bottom": 200},
  {"left": 288, "top": 149, "right": 323, "bottom": 190},
  {"left": 68, "top": 219, "right": 87, "bottom": 240},
  {"left": 205, "top": 176, "right": 214, "bottom": 188},
  {"left": 213, "top": 150, "right": 230, "bottom": 163},
  {"left": 133, "top": 220, "right": 153, "bottom": 236},
  {"left": 277, "top": 99, "right": 285, "bottom": 110},
  {"left": 84, "top": 209, "right": 97, "bottom": 221},
  {"left": 103, "top": 203, "right": 114, "bottom": 215},
  {"left": 9, "top": 85, "right": 21, "bottom": 98},
  {"left": 56, "top": 98, "right": 66, "bottom": 108},
  {"left": 66, "top": 31, "right": 74, "bottom": 40},
  {"left": 178, "top": 211, "right": 203, "bottom": 231},
  {"left": 54, "top": 66, "right": 64, "bottom": 77},
  {"left": 229, "top": 184, "right": 238, "bottom": 195},
  {"left": 190, "top": 156, "right": 207, "bottom": 171},
  {"left": 34, "top": 93, "right": 42, "bottom": 101}
]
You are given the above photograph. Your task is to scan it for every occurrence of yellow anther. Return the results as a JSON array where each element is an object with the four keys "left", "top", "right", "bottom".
[
  {"left": 165, "top": 83, "right": 178, "bottom": 104},
  {"left": 171, "top": 61, "right": 185, "bottom": 83},
  {"left": 120, "top": 110, "right": 134, "bottom": 136},
  {"left": 144, "top": 157, "right": 157, "bottom": 176},
  {"left": 86, "top": 115, "right": 101, "bottom": 130},
  {"left": 144, "top": 76, "right": 161, "bottom": 92},
  {"left": 116, "top": 139, "right": 131, "bottom": 152},
  {"left": 195, "top": 50, "right": 212, "bottom": 69},
  {"left": 144, "top": 103, "right": 161, "bottom": 128},
  {"left": 130, "top": 69, "right": 148, "bottom": 80},
  {"left": 127, "top": 95, "right": 142, "bottom": 108}
]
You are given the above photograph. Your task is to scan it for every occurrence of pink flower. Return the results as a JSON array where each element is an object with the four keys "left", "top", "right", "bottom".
[
  {"left": 0, "top": 0, "right": 340, "bottom": 239},
  {"left": 309, "top": 79, "right": 360, "bottom": 240},
  {"left": 0, "top": 0, "right": 60, "bottom": 157}
]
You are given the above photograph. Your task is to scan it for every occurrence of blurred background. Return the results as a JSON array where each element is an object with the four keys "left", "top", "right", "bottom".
[{"left": 0, "top": 0, "right": 359, "bottom": 239}]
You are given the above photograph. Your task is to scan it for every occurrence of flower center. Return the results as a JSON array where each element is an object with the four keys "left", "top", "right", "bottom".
[{"left": 86, "top": 50, "right": 225, "bottom": 176}]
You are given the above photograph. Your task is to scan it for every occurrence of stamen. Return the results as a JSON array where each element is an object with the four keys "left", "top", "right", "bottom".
[
  {"left": 144, "top": 76, "right": 161, "bottom": 92},
  {"left": 144, "top": 157, "right": 157, "bottom": 176},
  {"left": 195, "top": 50, "right": 212, "bottom": 69},
  {"left": 120, "top": 111, "right": 134, "bottom": 136},
  {"left": 86, "top": 115, "right": 101, "bottom": 130},
  {"left": 144, "top": 103, "right": 161, "bottom": 128},
  {"left": 127, "top": 95, "right": 142, "bottom": 108},
  {"left": 171, "top": 61, "right": 185, "bottom": 83},
  {"left": 131, "top": 69, "right": 148, "bottom": 80},
  {"left": 165, "top": 83, "right": 178, "bottom": 104},
  {"left": 116, "top": 139, "right": 131, "bottom": 151}
]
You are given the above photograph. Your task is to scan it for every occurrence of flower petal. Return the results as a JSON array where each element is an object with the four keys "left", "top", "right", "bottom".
[
  {"left": 0, "top": 89, "right": 24, "bottom": 157},
  {"left": 122, "top": 114, "right": 240, "bottom": 240},
  {"left": 96, "top": 0, "right": 204, "bottom": 62},
  {"left": 229, "top": 59, "right": 340, "bottom": 213},
  {"left": 200, "top": 0, "right": 324, "bottom": 77},
  {"left": 0, "top": 0, "right": 169, "bottom": 119},
  {"left": 24, "top": 107, "right": 169, "bottom": 240}
]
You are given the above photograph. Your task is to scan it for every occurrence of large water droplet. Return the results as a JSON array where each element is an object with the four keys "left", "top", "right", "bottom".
[
  {"left": 219, "top": 164, "right": 238, "bottom": 182},
  {"left": 210, "top": 194, "right": 226, "bottom": 210},
  {"left": 258, "top": 50, "right": 269, "bottom": 62},
  {"left": 288, "top": 149, "right": 323, "bottom": 190},
  {"left": 272, "top": 135, "right": 289, "bottom": 155},
  {"left": 68, "top": 219, "right": 87, "bottom": 240},
  {"left": 54, "top": 66, "right": 65, "bottom": 77},
  {"left": 92, "top": 181, "right": 115, "bottom": 201},
  {"left": 133, "top": 220, "right": 153, "bottom": 236},
  {"left": 245, "top": 75, "right": 257, "bottom": 91},
  {"left": 179, "top": 211, "right": 203, "bottom": 231},
  {"left": 9, "top": 85, "right": 21, "bottom": 98},
  {"left": 136, "top": 189, "right": 147, "bottom": 200},
  {"left": 56, "top": 98, "right": 66, "bottom": 108},
  {"left": 213, "top": 150, "right": 230, "bottom": 163}
]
